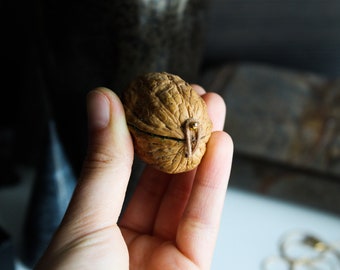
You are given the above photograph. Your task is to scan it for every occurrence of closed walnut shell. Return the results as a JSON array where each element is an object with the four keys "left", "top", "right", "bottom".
[{"left": 122, "top": 72, "right": 212, "bottom": 174}]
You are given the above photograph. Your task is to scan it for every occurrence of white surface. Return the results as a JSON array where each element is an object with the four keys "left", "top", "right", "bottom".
[
  {"left": 212, "top": 188, "right": 340, "bottom": 270},
  {"left": 1, "top": 173, "right": 340, "bottom": 270}
]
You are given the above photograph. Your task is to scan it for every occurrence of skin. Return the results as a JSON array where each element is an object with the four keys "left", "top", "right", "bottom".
[{"left": 35, "top": 85, "right": 234, "bottom": 270}]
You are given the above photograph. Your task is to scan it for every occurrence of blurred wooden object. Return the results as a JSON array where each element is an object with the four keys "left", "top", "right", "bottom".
[
  {"left": 202, "top": 63, "right": 340, "bottom": 176},
  {"left": 201, "top": 63, "right": 340, "bottom": 214}
]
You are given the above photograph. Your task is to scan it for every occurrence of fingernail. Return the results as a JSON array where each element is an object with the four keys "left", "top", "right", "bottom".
[{"left": 87, "top": 90, "right": 110, "bottom": 130}]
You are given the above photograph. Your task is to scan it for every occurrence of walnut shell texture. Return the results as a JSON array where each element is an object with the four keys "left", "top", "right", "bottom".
[{"left": 122, "top": 72, "right": 212, "bottom": 174}]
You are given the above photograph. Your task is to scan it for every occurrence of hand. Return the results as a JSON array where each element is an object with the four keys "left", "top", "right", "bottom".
[{"left": 35, "top": 85, "right": 233, "bottom": 270}]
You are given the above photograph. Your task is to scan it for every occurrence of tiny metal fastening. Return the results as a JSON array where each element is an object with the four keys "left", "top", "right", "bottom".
[
  {"left": 184, "top": 118, "right": 200, "bottom": 158},
  {"left": 262, "top": 230, "right": 340, "bottom": 270}
]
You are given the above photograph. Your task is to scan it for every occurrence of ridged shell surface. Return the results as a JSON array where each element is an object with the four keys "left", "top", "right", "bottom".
[{"left": 123, "top": 72, "right": 212, "bottom": 174}]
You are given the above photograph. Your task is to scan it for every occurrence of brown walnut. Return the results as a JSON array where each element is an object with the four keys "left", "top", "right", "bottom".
[{"left": 122, "top": 72, "right": 213, "bottom": 174}]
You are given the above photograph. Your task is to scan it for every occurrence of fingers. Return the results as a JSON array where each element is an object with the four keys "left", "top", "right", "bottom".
[
  {"left": 192, "top": 84, "right": 226, "bottom": 131},
  {"left": 191, "top": 84, "right": 206, "bottom": 95},
  {"left": 151, "top": 170, "right": 196, "bottom": 240},
  {"left": 120, "top": 84, "right": 227, "bottom": 235},
  {"left": 118, "top": 166, "right": 172, "bottom": 234},
  {"left": 149, "top": 89, "right": 227, "bottom": 239},
  {"left": 202, "top": 93, "right": 226, "bottom": 131},
  {"left": 176, "top": 131, "right": 233, "bottom": 269},
  {"left": 60, "top": 88, "right": 134, "bottom": 238}
]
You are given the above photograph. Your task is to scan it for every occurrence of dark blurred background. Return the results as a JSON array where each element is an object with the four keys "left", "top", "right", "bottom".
[
  {"left": 2, "top": 0, "right": 340, "bottom": 174},
  {"left": 203, "top": 0, "right": 340, "bottom": 77}
]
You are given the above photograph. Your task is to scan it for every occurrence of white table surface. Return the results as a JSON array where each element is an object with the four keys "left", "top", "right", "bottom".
[
  {"left": 1, "top": 169, "right": 340, "bottom": 270},
  {"left": 212, "top": 188, "right": 340, "bottom": 270}
]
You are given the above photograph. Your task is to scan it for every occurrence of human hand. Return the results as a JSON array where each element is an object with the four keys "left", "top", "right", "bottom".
[{"left": 35, "top": 85, "right": 233, "bottom": 270}]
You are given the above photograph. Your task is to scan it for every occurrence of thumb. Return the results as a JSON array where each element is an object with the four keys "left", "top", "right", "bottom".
[{"left": 61, "top": 87, "right": 134, "bottom": 234}]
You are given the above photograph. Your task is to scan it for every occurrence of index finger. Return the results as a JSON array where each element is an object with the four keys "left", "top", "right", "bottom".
[{"left": 192, "top": 84, "right": 226, "bottom": 131}]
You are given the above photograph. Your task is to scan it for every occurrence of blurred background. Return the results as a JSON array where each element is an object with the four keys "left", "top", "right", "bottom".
[{"left": 1, "top": 0, "right": 340, "bottom": 269}]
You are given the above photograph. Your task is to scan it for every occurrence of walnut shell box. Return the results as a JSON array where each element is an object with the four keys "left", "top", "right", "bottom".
[{"left": 122, "top": 72, "right": 212, "bottom": 174}]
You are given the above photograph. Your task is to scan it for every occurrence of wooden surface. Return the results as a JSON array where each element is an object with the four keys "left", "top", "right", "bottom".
[
  {"left": 201, "top": 63, "right": 340, "bottom": 214},
  {"left": 202, "top": 63, "right": 340, "bottom": 177}
]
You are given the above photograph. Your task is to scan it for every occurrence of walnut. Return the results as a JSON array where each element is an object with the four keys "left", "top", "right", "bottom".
[{"left": 122, "top": 72, "right": 212, "bottom": 174}]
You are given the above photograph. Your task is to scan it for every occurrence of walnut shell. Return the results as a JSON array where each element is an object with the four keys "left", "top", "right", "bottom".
[{"left": 122, "top": 72, "right": 212, "bottom": 174}]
